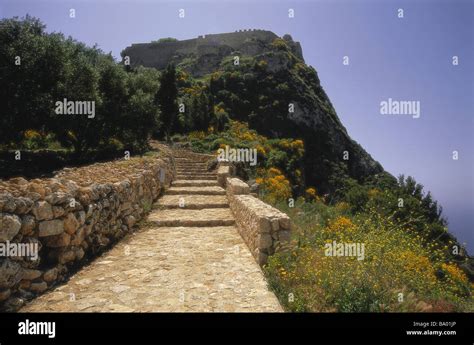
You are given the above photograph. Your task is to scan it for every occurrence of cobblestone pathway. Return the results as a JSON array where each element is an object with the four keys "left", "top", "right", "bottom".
[{"left": 21, "top": 151, "right": 282, "bottom": 312}]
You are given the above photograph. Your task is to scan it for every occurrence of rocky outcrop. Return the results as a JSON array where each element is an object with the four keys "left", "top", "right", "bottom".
[
  {"left": 0, "top": 147, "right": 174, "bottom": 311},
  {"left": 122, "top": 30, "right": 303, "bottom": 77}
]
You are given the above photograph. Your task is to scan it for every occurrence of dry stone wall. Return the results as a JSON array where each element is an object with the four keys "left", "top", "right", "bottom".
[
  {"left": 217, "top": 164, "right": 232, "bottom": 187},
  {"left": 0, "top": 150, "right": 174, "bottom": 311},
  {"left": 225, "top": 177, "right": 291, "bottom": 266}
]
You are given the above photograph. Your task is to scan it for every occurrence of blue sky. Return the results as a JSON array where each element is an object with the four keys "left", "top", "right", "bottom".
[{"left": 1, "top": 0, "right": 473, "bottom": 252}]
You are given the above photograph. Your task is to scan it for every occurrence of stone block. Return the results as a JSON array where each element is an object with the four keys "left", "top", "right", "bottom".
[
  {"left": 22, "top": 269, "right": 42, "bottom": 281},
  {"left": 38, "top": 220, "right": 64, "bottom": 237},
  {"left": 0, "top": 289, "right": 11, "bottom": 302},
  {"left": 29, "top": 281, "right": 48, "bottom": 293},
  {"left": 270, "top": 219, "right": 279, "bottom": 232},
  {"left": 279, "top": 216, "right": 291, "bottom": 230},
  {"left": 20, "top": 215, "right": 36, "bottom": 236},
  {"left": 226, "top": 178, "right": 250, "bottom": 195},
  {"left": 32, "top": 201, "right": 53, "bottom": 221},
  {"left": 257, "top": 251, "right": 268, "bottom": 266},
  {"left": 0, "top": 259, "right": 22, "bottom": 289},
  {"left": 42, "top": 268, "right": 58, "bottom": 283},
  {"left": 279, "top": 231, "right": 291, "bottom": 243},
  {"left": 45, "top": 232, "right": 71, "bottom": 248},
  {"left": 63, "top": 213, "right": 79, "bottom": 235},
  {"left": 259, "top": 234, "right": 273, "bottom": 249},
  {"left": 0, "top": 213, "right": 22, "bottom": 241},
  {"left": 258, "top": 217, "right": 271, "bottom": 233}
]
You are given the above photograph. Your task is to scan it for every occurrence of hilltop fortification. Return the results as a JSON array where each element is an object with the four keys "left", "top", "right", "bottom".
[{"left": 122, "top": 29, "right": 303, "bottom": 76}]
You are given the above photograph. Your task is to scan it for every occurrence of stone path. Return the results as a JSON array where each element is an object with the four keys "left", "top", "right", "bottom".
[{"left": 20, "top": 150, "right": 282, "bottom": 312}]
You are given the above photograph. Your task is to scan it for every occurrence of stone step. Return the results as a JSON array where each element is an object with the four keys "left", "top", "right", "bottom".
[
  {"left": 148, "top": 208, "right": 235, "bottom": 227},
  {"left": 175, "top": 162, "right": 207, "bottom": 165},
  {"left": 174, "top": 158, "right": 208, "bottom": 162},
  {"left": 175, "top": 161, "right": 207, "bottom": 164},
  {"left": 174, "top": 162, "right": 209, "bottom": 166},
  {"left": 175, "top": 168, "right": 210, "bottom": 173},
  {"left": 176, "top": 171, "right": 216, "bottom": 175},
  {"left": 174, "top": 165, "right": 214, "bottom": 170},
  {"left": 175, "top": 168, "right": 208, "bottom": 172},
  {"left": 156, "top": 195, "right": 229, "bottom": 209},
  {"left": 167, "top": 186, "right": 225, "bottom": 195},
  {"left": 174, "top": 159, "right": 207, "bottom": 163},
  {"left": 175, "top": 172, "right": 210, "bottom": 176},
  {"left": 176, "top": 175, "right": 216, "bottom": 180},
  {"left": 172, "top": 180, "right": 218, "bottom": 187}
]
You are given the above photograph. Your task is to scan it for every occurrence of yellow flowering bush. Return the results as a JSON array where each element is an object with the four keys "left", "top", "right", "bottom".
[
  {"left": 265, "top": 201, "right": 473, "bottom": 312},
  {"left": 334, "top": 202, "right": 350, "bottom": 212},
  {"left": 24, "top": 129, "right": 41, "bottom": 140},
  {"left": 256, "top": 144, "right": 266, "bottom": 157},
  {"left": 22, "top": 129, "right": 54, "bottom": 150},
  {"left": 327, "top": 216, "right": 356, "bottom": 234},
  {"left": 188, "top": 131, "right": 206, "bottom": 140},
  {"left": 258, "top": 167, "right": 292, "bottom": 203},
  {"left": 442, "top": 263, "right": 469, "bottom": 284},
  {"left": 305, "top": 187, "right": 318, "bottom": 201},
  {"left": 368, "top": 188, "right": 381, "bottom": 198}
]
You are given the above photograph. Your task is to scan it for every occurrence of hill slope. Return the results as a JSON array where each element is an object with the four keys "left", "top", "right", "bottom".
[{"left": 122, "top": 30, "right": 385, "bottom": 194}]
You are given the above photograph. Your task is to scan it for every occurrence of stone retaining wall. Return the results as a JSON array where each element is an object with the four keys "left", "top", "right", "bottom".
[
  {"left": 0, "top": 151, "right": 174, "bottom": 311},
  {"left": 225, "top": 177, "right": 291, "bottom": 265},
  {"left": 217, "top": 165, "right": 232, "bottom": 187}
]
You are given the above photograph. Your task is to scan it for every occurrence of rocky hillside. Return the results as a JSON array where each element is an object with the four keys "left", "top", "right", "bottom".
[
  {"left": 122, "top": 30, "right": 303, "bottom": 76},
  {"left": 122, "top": 30, "right": 385, "bottom": 194}
]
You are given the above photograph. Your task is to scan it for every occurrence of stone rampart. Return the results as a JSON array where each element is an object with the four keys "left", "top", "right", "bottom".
[{"left": 0, "top": 151, "right": 174, "bottom": 311}]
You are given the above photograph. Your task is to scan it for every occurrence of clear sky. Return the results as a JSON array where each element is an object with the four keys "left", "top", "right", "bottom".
[{"left": 1, "top": 0, "right": 473, "bottom": 252}]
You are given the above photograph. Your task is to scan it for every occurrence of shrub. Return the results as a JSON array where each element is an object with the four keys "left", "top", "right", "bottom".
[{"left": 264, "top": 200, "right": 473, "bottom": 312}]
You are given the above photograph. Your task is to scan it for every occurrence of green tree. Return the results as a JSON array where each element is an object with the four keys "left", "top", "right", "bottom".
[
  {"left": 192, "top": 92, "right": 212, "bottom": 131},
  {"left": 0, "top": 16, "right": 65, "bottom": 145},
  {"left": 155, "top": 64, "right": 178, "bottom": 141},
  {"left": 51, "top": 40, "right": 103, "bottom": 157},
  {"left": 1, "top": 16, "right": 160, "bottom": 156},
  {"left": 123, "top": 66, "right": 161, "bottom": 150}
]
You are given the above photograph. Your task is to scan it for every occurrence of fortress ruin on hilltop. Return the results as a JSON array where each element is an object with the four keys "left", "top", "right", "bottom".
[{"left": 121, "top": 29, "right": 303, "bottom": 75}]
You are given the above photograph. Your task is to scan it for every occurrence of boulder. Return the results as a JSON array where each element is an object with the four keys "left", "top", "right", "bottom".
[
  {"left": 0, "top": 194, "right": 17, "bottom": 213},
  {"left": 42, "top": 268, "right": 58, "bottom": 283},
  {"left": 22, "top": 269, "right": 42, "bottom": 281},
  {"left": 20, "top": 215, "right": 36, "bottom": 235},
  {"left": 63, "top": 213, "right": 79, "bottom": 234},
  {"left": 0, "top": 213, "right": 22, "bottom": 241},
  {"left": 0, "top": 289, "right": 11, "bottom": 302},
  {"left": 124, "top": 215, "right": 136, "bottom": 228},
  {"left": 0, "top": 259, "right": 23, "bottom": 289},
  {"left": 52, "top": 206, "right": 66, "bottom": 218},
  {"left": 45, "top": 232, "right": 71, "bottom": 248},
  {"left": 32, "top": 201, "right": 53, "bottom": 221},
  {"left": 29, "top": 281, "right": 48, "bottom": 293},
  {"left": 45, "top": 191, "right": 70, "bottom": 205},
  {"left": 28, "top": 183, "right": 46, "bottom": 198},
  {"left": 15, "top": 197, "right": 33, "bottom": 214},
  {"left": 38, "top": 220, "right": 64, "bottom": 237}
]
